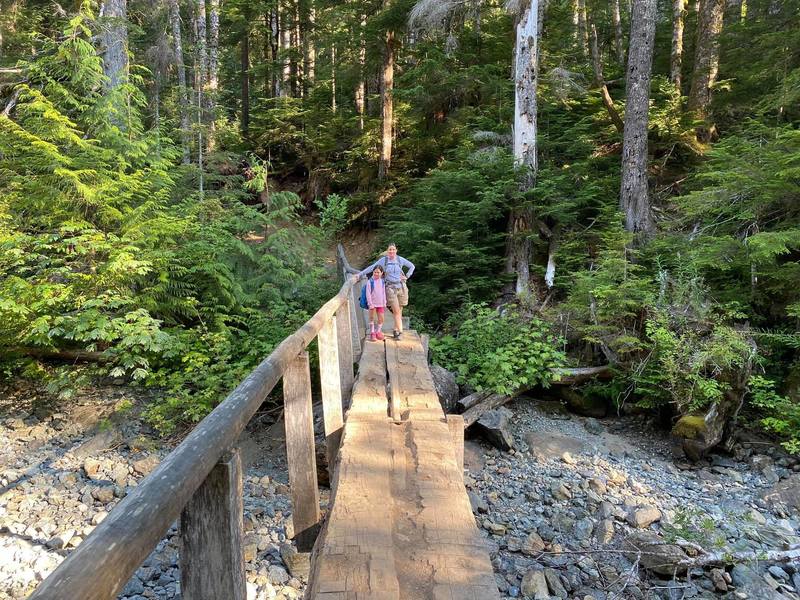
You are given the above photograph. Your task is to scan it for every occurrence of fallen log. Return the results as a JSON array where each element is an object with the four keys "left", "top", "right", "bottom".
[
  {"left": 461, "top": 391, "right": 520, "bottom": 427},
  {"left": 7, "top": 347, "right": 112, "bottom": 363},
  {"left": 676, "top": 545, "right": 800, "bottom": 571},
  {"left": 551, "top": 365, "right": 612, "bottom": 385},
  {"left": 457, "top": 365, "right": 612, "bottom": 427}
]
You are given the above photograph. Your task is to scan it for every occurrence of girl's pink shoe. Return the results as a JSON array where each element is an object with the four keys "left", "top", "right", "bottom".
[
  {"left": 370, "top": 332, "right": 377, "bottom": 342},
  {"left": 375, "top": 331, "right": 385, "bottom": 341}
]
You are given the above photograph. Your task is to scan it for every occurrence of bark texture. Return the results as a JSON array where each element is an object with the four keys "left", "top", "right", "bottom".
[
  {"left": 303, "top": 2, "right": 316, "bottom": 95},
  {"left": 207, "top": 0, "right": 219, "bottom": 148},
  {"left": 671, "top": 0, "right": 687, "bottom": 88},
  {"left": 378, "top": 29, "right": 395, "bottom": 181},
  {"left": 99, "top": 0, "right": 128, "bottom": 91},
  {"left": 355, "top": 13, "right": 366, "bottom": 130},
  {"left": 688, "top": 0, "right": 725, "bottom": 131},
  {"left": 612, "top": 0, "right": 625, "bottom": 65},
  {"left": 619, "top": 0, "right": 657, "bottom": 236},
  {"left": 241, "top": 22, "right": 250, "bottom": 135},
  {"left": 169, "top": 0, "right": 191, "bottom": 163},
  {"left": 508, "top": 0, "right": 540, "bottom": 296}
]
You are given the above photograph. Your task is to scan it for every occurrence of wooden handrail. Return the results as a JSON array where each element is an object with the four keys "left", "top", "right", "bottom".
[{"left": 30, "top": 278, "right": 356, "bottom": 600}]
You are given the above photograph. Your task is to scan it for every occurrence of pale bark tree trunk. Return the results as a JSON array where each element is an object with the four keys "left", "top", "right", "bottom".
[
  {"left": 355, "top": 13, "right": 366, "bottom": 130},
  {"left": 241, "top": 22, "right": 250, "bottom": 136},
  {"left": 688, "top": 0, "right": 724, "bottom": 137},
  {"left": 590, "top": 23, "right": 624, "bottom": 133},
  {"left": 577, "top": 0, "right": 589, "bottom": 55},
  {"left": 377, "top": 29, "right": 395, "bottom": 181},
  {"left": 192, "top": 8, "right": 204, "bottom": 195},
  {"left": 194, "top": 0, "right": 208, "bottom": 90},
  {"left": 280, "top": 1, "right": 291, "bottom": 96},
  {"left": 509, "top": 0, "right": 539, "bottom": 297},
  {"left": 303, "top": 2, "right": 315, "bottom": 96},
  {"left": 271, "top": 8, "right": 280, "bottom": 97},
  {"left": 619, "top": 0, "right": 657, "bottom": 237},
  {"left": 207, "top": 0, "right": 219, "bottom": 149},
  {"left": 671, "top": 0, "right": 687, "bottom": 89},
  {"left": 169, "top": 0, "right": 191, "bottom": 163},
  {"left": 291, "top": 0, "right": 300, "bottom": 97},
  {"left": 331, "top": 43, "right": 337, "bottom": 112},
  {"left": 99, "top": 0, "right": 128, "bottom": 91},
  {"left": 612, "top": 0, "right": 625, "bottom": 65},
  {"left": 571, "top": 0, "right": 580, "bottom": 48}
]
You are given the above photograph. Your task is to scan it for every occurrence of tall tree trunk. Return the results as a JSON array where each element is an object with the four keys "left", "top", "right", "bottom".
[
  {"left": 377, "top": 29, "right": 394, "bottom": 181},
  {"left": 207, "top": 0, "right": 219, "bottom": 149},
  {"left": 355, "top": 13, "right": 366, "bottom": 130},
  {"left": 590, "top": 24, "right": 624, "bottom": 134},
  {"left": 619, "top": 0, "right": 657, "bottom": 237},
  {"left": 331, "top": 43, "right": 337, "bottom": 112},
  {"left": 302, "top": 2, "right": 315, "bottom": 96},
  {"left": 687, "top": 0, "right": 724, "bottom": 138},
  {"left": 577, "top": 0, "right": 589, "bottom": 55},
  {"left": 509, "top": 0, "right": 540, "bottom": 297},
  {"left": 291, "top": 0, "right": 300, "bottom": 97},
  {"left": 169, "top": 0, "right": 191, "bottom": 163},
  {"left": 612, "top": 0, "right": 625, "bottom": 65},
  {"left": 99, "top": 0, "right": 128, "bottom": 91},
  {"left": 671, "top": 0, "right": 687, "bottom": 89},
  {"left": 571, "top": 0, "right": 580, "bottom": 48},
  {"left": 192, "top": 8, "right": 204, "bottom": 195},
  {"left": 270, "top": 8, "right": 280, "bottom": 97},
  {"left": 280, "top": 1, "right": 291, "bottom": 97},
  {"left": 241, "top": 23, "right": 250, "bottom": 136}
]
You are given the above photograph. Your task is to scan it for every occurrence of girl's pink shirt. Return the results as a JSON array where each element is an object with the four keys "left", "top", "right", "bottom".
[{"left": 366, "top": 278, "right": 387, "bottom": 308}]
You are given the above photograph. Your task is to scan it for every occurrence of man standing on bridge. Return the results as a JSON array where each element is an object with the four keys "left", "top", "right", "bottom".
[{"left": 355, "top": 243, "right": 414, "bottom": 339}]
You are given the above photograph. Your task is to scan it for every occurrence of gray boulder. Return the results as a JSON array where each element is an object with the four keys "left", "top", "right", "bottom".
[
  {"left": 430, "top": 364, "right": 460, "bottom": 413},
  {"left": 474, "top": 408, "right": 515, "bottom": 451},
  {"left": 623, "top": 531, "right": 688, "bottom": 576}
]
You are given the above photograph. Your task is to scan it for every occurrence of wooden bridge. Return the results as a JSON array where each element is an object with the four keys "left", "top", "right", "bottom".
[{"left": 29, "top": 248, "right": 499, "bottom": 600}]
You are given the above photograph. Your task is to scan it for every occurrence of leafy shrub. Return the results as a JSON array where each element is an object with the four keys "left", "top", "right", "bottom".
[
  {"left": 749, "top": 376, "right": 800, "bottom": 454},
  {"left": 431, "top": 304, "right": 566, "bottom": 395},
  {"left": 315, "top": 193, "right": 349, "bottom": 240}
]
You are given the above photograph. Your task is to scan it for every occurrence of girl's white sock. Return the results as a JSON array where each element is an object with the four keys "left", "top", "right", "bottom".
[{"left": 370, "top": 322, "right": 375, "bottom": 333}]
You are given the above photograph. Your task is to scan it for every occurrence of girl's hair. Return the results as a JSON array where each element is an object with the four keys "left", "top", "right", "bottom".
[{"left": 372, "top": 265, "right": 384, "bottom": 275}]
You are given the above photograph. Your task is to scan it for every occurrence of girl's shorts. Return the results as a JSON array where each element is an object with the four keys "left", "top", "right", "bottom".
[{"left": 372, "top": 307, "right": 385, "bottom": 314}]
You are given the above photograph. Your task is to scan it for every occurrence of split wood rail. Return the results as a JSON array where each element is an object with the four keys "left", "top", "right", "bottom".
[{"left": 30, "top": 268, "right": 366, "bottom": 600}]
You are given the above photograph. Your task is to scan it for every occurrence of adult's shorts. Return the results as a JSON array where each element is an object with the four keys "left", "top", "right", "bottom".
[{"left": 386, "top": 282, "right": 409, "bottom": 307}]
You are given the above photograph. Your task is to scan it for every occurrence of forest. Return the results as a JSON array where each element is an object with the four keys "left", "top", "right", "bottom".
[{"left": 1, "top": 0, "right": 799, "bottom": 456}]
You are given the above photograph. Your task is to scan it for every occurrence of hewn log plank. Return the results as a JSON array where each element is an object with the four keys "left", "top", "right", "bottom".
[
  {"left": 335, "top": 302, "right": 355, "bottom": 407},
  {"left": 318, "top": 318, "right": 344, "bottom": 468},
  {"left": 180, "top": 449, "right": 245, "bottom": 600},
  {"left": 29, "top": 279, "right": 354, "bottom": 600},
  {"left": 446, "top": 414, "right": 465, "bottom": 478},
  {"left": 283, "top": 351, "right": 320, "bottom": 552}
]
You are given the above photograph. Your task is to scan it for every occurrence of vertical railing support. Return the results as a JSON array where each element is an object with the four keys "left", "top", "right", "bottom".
[
  {"left": 318, "top": 317, "right": 344, "bottom": 469},
  {"left": 180, "top": 448, "right": 246, "bottom": 600},
  {"left": 336, "top": 301, "right": 355, "bottom": 408},
  {"left": 282, "top": 351, "right": 320, "bottom": 551},
  {"left": 349, "top": 279, "right": 364, "bottom": 354}
]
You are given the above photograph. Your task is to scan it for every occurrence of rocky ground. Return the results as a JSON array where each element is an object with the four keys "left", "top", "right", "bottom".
[
  {"left": 2, "top": 382, "right": 800, "bottom": 600},
  {"left": 467, "top": 397, "right": 800, "bottom": 599}
]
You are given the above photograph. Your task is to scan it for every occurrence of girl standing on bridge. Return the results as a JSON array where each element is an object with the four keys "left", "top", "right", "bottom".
[
  {"left": 356, "top": 243, "right": 415, "bottom": 339},
  {"left": 365, "top": 266, "right": 387, "bottom": 342}
]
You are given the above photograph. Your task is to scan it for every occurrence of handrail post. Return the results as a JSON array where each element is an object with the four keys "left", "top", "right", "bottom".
[
  {"left": 318, "top": 316, "right": 344, "bottom": 469},
  {"left": 180, "top": 448, "right": 246, "bottom": 600},
  {"left": 282, "top": 351, "right": 320, "bottom": 551},
  {"left": 349, "top": 279, "right": 364, "bottom": 354},
  {"left": 336, "top": 300, "right": 355, "bottom": 408}
]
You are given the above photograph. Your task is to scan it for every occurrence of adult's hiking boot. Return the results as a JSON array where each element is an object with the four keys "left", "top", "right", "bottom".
[{"left": 392, "top": 330, "right": 401, "bottom": 339}]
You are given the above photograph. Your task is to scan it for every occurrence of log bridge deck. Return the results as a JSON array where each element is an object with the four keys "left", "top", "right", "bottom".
[
  {"left": 309, "top": 332, "right": 498, "bottom": 599},
  {"left": 29, "top": 245, "right": 499, "bottom": 600}
]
